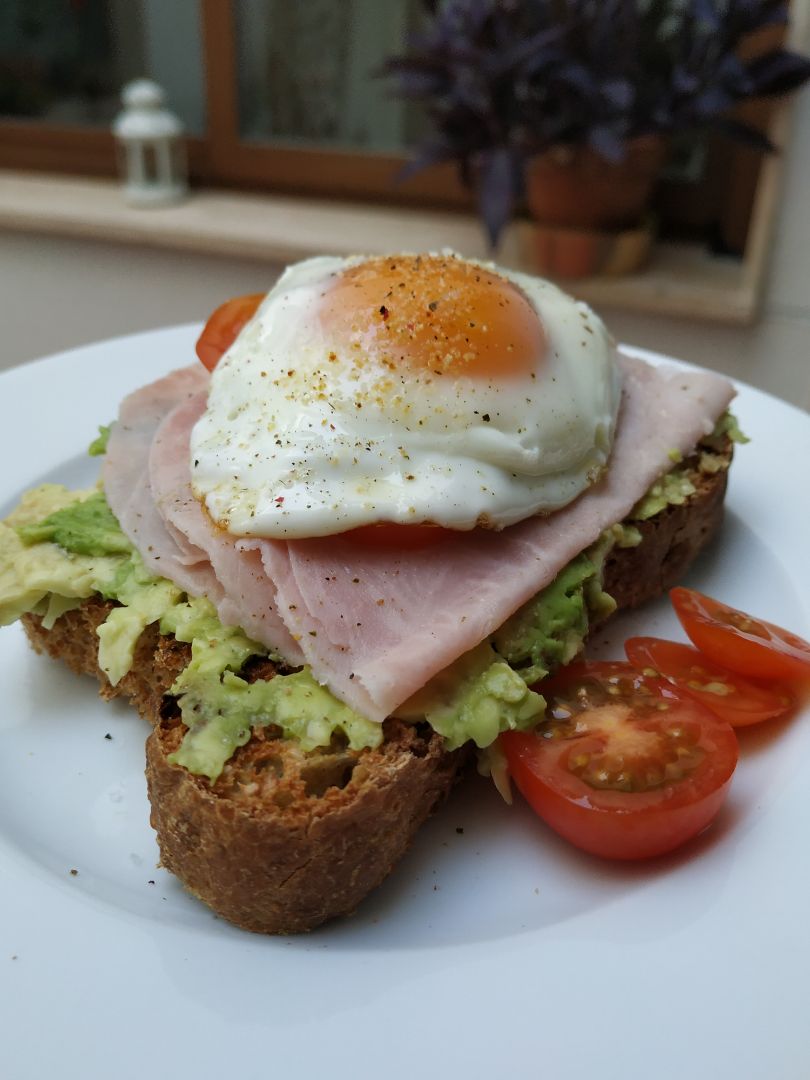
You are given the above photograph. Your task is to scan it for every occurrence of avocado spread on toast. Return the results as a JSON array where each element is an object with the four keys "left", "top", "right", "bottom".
[
  {"left": 0, "top": 484, "right": 612, "bottom": 773},
  {"left": 0, "top": 412, "right": 741, "bottom": 780},
  {"left": 631, "top": 412, "right": 747, "bottom": 520}
]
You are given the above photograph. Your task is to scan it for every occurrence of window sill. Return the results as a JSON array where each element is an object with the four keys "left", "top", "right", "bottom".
[{"left": 0, "top": 169, "right": 772, "bottom": 324}]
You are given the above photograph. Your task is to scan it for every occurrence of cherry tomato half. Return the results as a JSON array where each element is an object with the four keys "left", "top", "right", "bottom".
[
  {"left": 625, "top": 637, "right": 795, "bottom": 728},
  {"left": 501, "top": 661, "right": 738, "bottom": 860},
  {"left": 341, "top": 522, "right": 452, "bottom": 550},
  {"left": 671, "top": 588, "right": 810, "bottom": 685},
  {"left": 196, "top": 293, "right": 264, "bottom": 371}
]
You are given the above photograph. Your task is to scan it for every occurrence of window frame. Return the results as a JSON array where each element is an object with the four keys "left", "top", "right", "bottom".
[
  {"left": 0, "top": 0, "right": 806, "bottom": 271},
  {"left": 0, "top": 0, "right": 472, "bottom": 211},
  {"left": 198, "top": 0, "right": 471, "bottom": 208}
]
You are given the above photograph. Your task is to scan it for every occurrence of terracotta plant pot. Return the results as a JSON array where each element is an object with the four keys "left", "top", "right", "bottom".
[
  {"left": 523, "top": 219, "right": 655, "bottom": 280},
  {"left": 526, "top": 136, "right": 669, "bottom": 230}
]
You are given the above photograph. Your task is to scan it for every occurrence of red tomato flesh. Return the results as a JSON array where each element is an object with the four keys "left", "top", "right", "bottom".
[
  {"left": 671, "top": 588, "right": 810, "bottom": 685},
  {"left": 501, "top": 661, "right": 738, "bottom": 860},
  {"left": 342, "top": 522, "right": 453, "bottom": 550},
  {"left": 625, "top": 637, "right": 795, "bottom": 728},
  {"left": 196, "top": 293, "right": 264, "bottom": 371}
]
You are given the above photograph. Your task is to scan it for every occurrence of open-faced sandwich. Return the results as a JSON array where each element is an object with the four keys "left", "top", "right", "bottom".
[{"left": 0, "top": 252, "right": 746, "bottom": 933}]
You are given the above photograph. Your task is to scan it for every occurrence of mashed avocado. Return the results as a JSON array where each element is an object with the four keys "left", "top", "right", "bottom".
[
  {"left": 0, "top": 413, "right": 739, "bottom": 779},
  {"left": 631, "top": 470, "right": 698, "bottom": 520},
  {"left": 171, "top": 659, "right": 382, "bottom": 780},
  {"left": 88, "top": 424, "right": 113, "bottom": 457},
  {"left": 491, "top": 523, "right": 639, "bottom": 684},
  {"left": 1, "top": 487, "right": 386, "bottom": 779},
  {"left": 707, "top": 411, "right": 749, "bottom": 448},
  {"left": 394, "top": 641, "right": 545, "bottom": 750},
  {"left": 17, "top": 489, "right": 131, "bottom": 556},
  {"left": 2, "top": 485, "right": 610, "bottom": 771},
  {"left": 0, "top": 486, "right": 124, "bottom": 627},
  {"left": 631, "top": 409, "right": 747, "bottom": 520}
]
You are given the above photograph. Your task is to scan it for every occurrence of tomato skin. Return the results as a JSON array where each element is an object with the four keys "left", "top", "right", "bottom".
[
  {"left": 671, "top": 588, "right": 810, "bottom": 685},
  {"left": 341, "top": 522, "right": 453, "bottom": 550},
  {"left": 196, "top": 293, "right": 264, "bottom": 371},
  {"left": 625, "top": 637, "right": 795, "bottom": 728},
  {"left": 501, "top": 662, "right": 738, "bottom": 860}
]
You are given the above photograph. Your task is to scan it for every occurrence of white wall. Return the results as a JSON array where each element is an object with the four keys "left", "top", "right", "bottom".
[{"left": 0, "top": 235, "right": 282, "bottom": 369}]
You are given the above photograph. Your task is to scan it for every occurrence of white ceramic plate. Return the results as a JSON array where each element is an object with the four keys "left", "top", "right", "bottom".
[{"left": 1, "top": 327, "right": 808, "bottom": 1080}]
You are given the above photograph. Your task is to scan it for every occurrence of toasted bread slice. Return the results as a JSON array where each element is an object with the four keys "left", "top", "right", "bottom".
[{"left": 20, "top": 443, "right": 730, "bottom": 934}]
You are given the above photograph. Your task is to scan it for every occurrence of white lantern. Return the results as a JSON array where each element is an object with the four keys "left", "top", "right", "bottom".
[{"left": 113, "top": 79, "right": 188, "bottom": 207}]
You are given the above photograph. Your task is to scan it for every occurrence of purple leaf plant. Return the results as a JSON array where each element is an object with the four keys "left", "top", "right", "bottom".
[{"left": 382, "top": 0, "right": 810, "bottom": 245}]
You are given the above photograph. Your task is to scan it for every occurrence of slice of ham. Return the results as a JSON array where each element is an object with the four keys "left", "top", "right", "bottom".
[
  {"left": 103, "top": 367, "right": 222, "bottom": 601},
  {"left": 142, "top": 353, "right": 733, "bottom": 723},
  {"left": 251, "top": 355, "right": 735, "bottom": 720},
  {"left": 104, "top": 366, "right": 303, "bottom": 660},
  {"left": 149, "top": 393, "right": 305, "bottom": 663}
]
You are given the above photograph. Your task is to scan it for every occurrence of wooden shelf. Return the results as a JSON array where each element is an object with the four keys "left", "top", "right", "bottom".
[{"left": 563, "top": 236, "right": 756, "bottom": 323}]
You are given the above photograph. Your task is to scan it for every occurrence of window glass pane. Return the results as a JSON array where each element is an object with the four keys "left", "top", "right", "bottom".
[
  {"left": 235, "top": 0, "right": 426, "bottom": 151},
  {"left": 0, "top": 0, "right": 205, "bottom": 134}
]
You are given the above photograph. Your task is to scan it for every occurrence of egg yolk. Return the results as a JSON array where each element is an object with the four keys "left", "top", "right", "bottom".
[{"left": 318, "top": 254, "right": 546, "bottom": 379}]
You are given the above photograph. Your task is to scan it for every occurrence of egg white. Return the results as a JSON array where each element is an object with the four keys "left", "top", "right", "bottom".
[{"left": 189, "top": 254, "right": 622, "bottom": 538}]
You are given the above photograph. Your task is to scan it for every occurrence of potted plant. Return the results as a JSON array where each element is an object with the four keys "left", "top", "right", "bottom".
[{"left": 383, "top": 0, "right": 810, "bottom": 275}]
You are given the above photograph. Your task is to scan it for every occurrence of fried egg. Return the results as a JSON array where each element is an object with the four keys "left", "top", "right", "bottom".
[{"left": 189, "top": 252, "right": 621, "bottom": 539}]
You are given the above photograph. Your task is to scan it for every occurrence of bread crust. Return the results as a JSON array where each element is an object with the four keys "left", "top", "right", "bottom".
[
  {"left": 20, "top": 443, "right": 730, "bottom": 933},
  {"left": 22, "top": 605, "right": 471, "bottom": 934},
  {"left": 148, "top": 714, "right": 466, "bottom": 934},
  {"left": 603, "top": 451, "right": 729, "bottom": 609}
]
